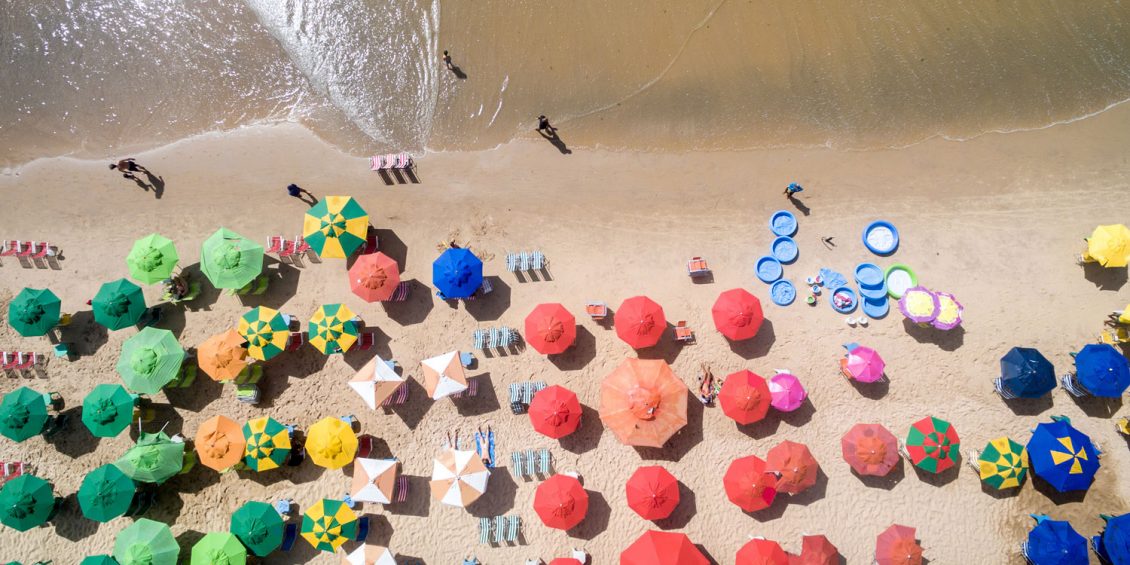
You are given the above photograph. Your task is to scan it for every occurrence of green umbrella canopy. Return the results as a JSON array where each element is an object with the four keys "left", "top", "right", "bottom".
[
  {"left": 200, "top": 228, "right": 264, "bottom": 290},
  {"left": 82, "top": 384, "right": 137, "bottom": 438},
  {"left": 93, "top": 279, "right": 148, "bottom": 331},
  {"left": 114, "top": 431, "right": 185, "bottom": 485},
  {"left": 115, "top": 328, "right": 184, "bottom": 394},
  {"left": 0, "top": 474, "right": 58, "bottom": 532},
  {"left": 191, "top": 532, "right": 247, "bottom": 565},
  {"left": 78, "top": 464, "right": 136, "bottom": 522},
  {"left": 113, "top": 518, "right": 179, "bottom": 565},
  {"left": 81, "top": 556, "right": 119, "bottom": 565},
  {"left": 0, "top": 386, "right": 49, "bottom": 442},
  {"left": 230, "top": 501, "right": 284, "bottom": 557},
  {"left": 127, "top": 234, "right": 179, "bottom": 284},
  {"left": 7, "top": 288, "right": 61, "bottom": 337}
]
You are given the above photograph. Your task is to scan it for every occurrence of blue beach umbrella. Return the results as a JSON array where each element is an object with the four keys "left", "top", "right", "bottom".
[
  {"left": 432, "top": 248, "right": 483, "bottom": 299},
  {"left": 999, "top": 347, "right": 1056, "bottom": 398},
  {"left": 1074, "top": 343, "right": 1130, "bottom": 398},
  {"left": 1026, "top": 515, "right": 1088, "bottom": 565},
  {"left": 1094, "top": 513, "right": 1130, "bottom": 565},
  {"left": 1027, "top": 420, "right": 1100, "bottom": 493}
]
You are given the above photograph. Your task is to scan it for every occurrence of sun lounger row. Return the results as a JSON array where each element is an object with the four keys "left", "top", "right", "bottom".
[
  {"left": 2, "top": 352, "right": 40, "bottom": 372},
  {"left": 505, "top": 250, "right": 548, "bottom": 272},
  {"left": 381, "top": 383, "right": 409, "bottom": 407},
  {"left": 0, "top": 241, "right": 59, "bottom": 268},
  {"left": 510, "top": 448, "right": 552, "bottom": 479},
  {"left": 508, "top": 381, "right": 546, "bottom": 414},
  {"left": 0, "top": 461, "right": 30, "bottom": 485},
  {"left": 473, "top": 327, "right": 520, "bottom": 349},
  {"left": 479, "top": 515, "right": 521, "bottom": 544},
  {"left": 370, "top": 152, "right": 414, "bottom": 171}
]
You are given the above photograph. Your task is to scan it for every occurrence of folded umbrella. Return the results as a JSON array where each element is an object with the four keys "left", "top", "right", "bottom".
[
  {"left": 723, "top": 455, "right": 778, "bottom": 512},
  {"left": 7, "top": 287, "right": 61, "bottom": 337},
  {"left": 625, "top": 466, "right": 680, "bottom": 520},
  {"left": 0, "top": 386, "right": 49, "bottom": 442},
  {"left": 615, "top": 296, "right": 666, "bottom": 349},
  {"left": 230, "top": 501, "right": 285, "bottom": 557},
  {"left": 432, "top": 248, "right": 483, "bottom": 299},
  {"left": 302, "top": 195, "right": 369, "bottom": 258},
  {"left": 999, "top": 347, "right": 1057, "bottom": 398},
  {"left": 875, "top": 524, "right": 922, "bottom": 565},
  {"left": 528, "top": 385, "right": 582, "bottom": 439},
  {"left": 533, "top": 474, "right": 588, "bottom": 530},
  {"left": 841, "top": 423, "right": 900, "bottom": 476},
  {"left": 719, "top": 370, "right": 771, "bottom": 425},
  {"left": 113, "top": 518, "right": 179, "bottom": 565},
  {"left": 92, "top": 278, "right": 148, "bottom": 330},
  {"left": 126, "top": 233, "right": 179, "bottom": 284}
]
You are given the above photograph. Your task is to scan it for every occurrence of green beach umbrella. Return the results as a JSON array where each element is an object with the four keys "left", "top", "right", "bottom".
[
  {"left": 78, "top": 464, "right": 136, "bottom": 522},
  {"left": 200, "top": 228, "right": 264, "bottom": 290},
  {"left": 81, "top": 556, "right": 119, "bottom": 565},
  {"left": 116, "top": 327, "right": 184, "bottom": 394},
  {"left": 7, "top": 288, "right": 61, "bottom": 337},
  {"left": 301, "top": 196, "right": 369, "bottom": 258},
  {"left": 127, "top": 233, "right": 179, "bottom": 284},
  {"left": 114, "top": 431, "right": 185, "bottom": 485},
  {"left": 230, "top": 501, "right": 284, "bottom": 557},
  {"left": 0, "top": 386, "right": 49, "bottom": 442},
  {"left": 113, "top": 518, "right": 179, "bottom": 565},
  {"left": 191, "top": 532, "right": 247, "bottom": 565},
  {"left": 0, "top": 474, "right": 58, "bottom": 531},
  {"left": 82, "top": 384, "right": 137, "bottom": 438},
  {"left": 242, "top": 417, "right": 292, "bottom": 472},
  {"left": 92, "top": 279, "right": 148, "bottom": 330}
]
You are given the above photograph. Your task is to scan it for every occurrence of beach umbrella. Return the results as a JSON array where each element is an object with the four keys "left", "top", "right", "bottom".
[
  {"left": 614, "top": 296, "right": 666, "bottom": 349},
  {"left": 191, "top": 532, "right": 246, "bottom": 565},
  {"left": 302, "top": 195, "right": 369, "bottom": 258},
  {"left": 200, "top": 228, "right": 264, "bottom": 290},
  {"left": 0, "top": 386, "right": 49, "bottom": 442},
  {"left": 115, "top": 327, "right": 184, "bottom": 394},
  {"left": 82, "top": 383, "right": 137, "bottom": 438},
  {"left": 621, "top": 531, "right": 709, "bottom": 565},
  {"left": 349, "top": 252, "right": 400, "bottom": 302},
  {"left": 930, "top": 292, "right": 963, "bottom": 330},
  {"left": 898, "top": 286, "right": 939, "bottom": 324},
  {"left": 344, "top": 545, "right": 396, "bottom": 565},
  {"left": 524, "top": 303, "right": 576, "bottom": 355},
  {"left": 126, "top": 233, "right": 179, "bottom": 284},
  {"left": 797, "top": 535, "right": 840, "bottom": 565},
  {"left": 420, "top": 351, "right": 468, "bottom": 399},
  {"left": 599, "top": 358, "right": 688, "bottom": 447},
  {"left": 78, "top": 464, "right": 136, "bottom": 522},
  {"left": 1027, "top": 517, "right": 1087, "bottom": 565},
  {"left": 1085, "top": 224, "right": 1130, "bottom": 267},
  {"left": 242, "top": 416, "right": 291, "bottom": 472},
  {"left": 999, "top": 347, "right": 1057, "bottom": 398},
  {"left": 196, "top": 329, "right": 250, "bottom": 382},
  {"left": 114, "top": 518, "right": 179, "bottom": 565},
  {"left": 842, "top": 344, "right": 885, "bottom": 383},
  {"left": 1074, "top": 343, "right": 1130, "bottom": 398},
  {"left": 977, "top": 437, "right": 1028, "bottom": 490},
  {"left": 1120, "top": 304, "right": 1130, "bottom": 325},
  {"left": 1027, "top": 419, "right": 1100, "bottom": 492},
  {"left": 81, "top": 556, "right": 118, "bottom": 565},
  {"left": 301, "top": 499, "right": 359, "bottom": 553},
  {"left": 432, "top": 248, "right": 483, "bottom": 299},
  {"left": 735, "top": 538, "right": 789, "bottom": 565},
  {"left": 309, "top": 303, "right": 360, "bottom": 354},
  {"left": 905, "top": 416, "right": 960, "bottom": 473},
  {"left": 533, "top": 474, "right": 588, "bottom": 530},
  {"left": 625, "top": 466, "right": 680, "bottom": 520},
  {"left": 352, "top": 458, "right": 398, "bottom": 504},
  {"left": 723, "top": 455, "right": 778, "bottom": 512},
  {"left": 766, "top": 440, "right": 819, "bottom": 494},
  {"left": 92, "top": 278, "right": 147, "bottom": 330},
  {"left": 306, "top": 417, "right": 358, "bottom": 470},
  {"left": 114, "top": 431, "right": 185, "bottom": 485},
  {"left": 195, "top": 415, "right": 246, "bottom": 471},
  {"left": 767, "top": 372, "right": 806, "bottom": 412},
  {"left": 712, "top": 288, "right": 764, "bottom": 341},
  {"left": 841, "top": 423, "right": 900, "bottom": 476},
  {"left": 875, "top": 525, "right": 922, "bottom": 565},
  {"left": 349, "top": 356, "right": 405, "bottom": 409},
  {"left": 528, "top": 385, "right": 582, "bottom": 439},
  {"left": 237, "top": 306, "right": 289, "bottom": 362},
  {"left": 548, "top": 559, "right": 582, "bottom": 565},
  {"left": 718, "top": 370, "right": 771, "bottom": 425},
  {"left": 0, "top": 475, "right": 58, "bottom": 531},
  {"left": 230, "top": 501, "right": 284, "bottom": 557},
  {"left": 1095, "top": 514, "right": 1130, "bottom": 565},
  {"left": 430, "top": 448, "right": 490, "bottom": 508},
  {"left": 7, "top": 287, "right": 61, "bottom": 337}
]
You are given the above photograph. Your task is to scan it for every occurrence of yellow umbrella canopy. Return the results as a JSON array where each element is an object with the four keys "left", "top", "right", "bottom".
[
  {"left": 1085, "top": 224, "right": 1130, "bottom": 267},
  {"left": 301, "top": 498, "right": 358, "bottom": 553},
  {"left": 302, "top": 196, "right": 369, "bottom": 259},
  {"left": 237, "top": 307, "right": 289, "bottom": 362},
  {"left": 306, "top": 417, "right": 358, "bottom": 469},
  {"left": 308, "top": 304, "right": 360, "bottom": 355}
]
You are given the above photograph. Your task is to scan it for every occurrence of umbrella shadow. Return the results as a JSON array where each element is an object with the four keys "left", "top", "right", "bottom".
[
  {"left": 1031, "top": 473, "right": 1089, "bottom": 504},
  {"left": 981, "top": 480, "right": 1023, "bottom": 499},
  {"left": 165, "top": 463, "right": 222, "bottom": 495},
  {"left": 550, "top": 326, "right": 598, "bottom": 372},
  {"left": 373, "top": 228, "right": 408, "bottom": 268},
  {"left": 358, "top": 513, "right": 392, "bottom": 545},
  {"left": 383, "top": 378, "right": 429, "bottom": 430},
  {"left": 57, "top": 310, "right": 108, "bottom": 357},
  {"left": 343, "top": 328, "right": 393, "bottom": 372},
  {"left": 174, "top": 529, "right": 206, "bottom": 553},
  {"left": 45, "top": 407, "right": 99, "bottom": 458},
  {"left": 51, "top": 493, "right": 99, "bottom": 542},
  {"left": 570, "top": 489, "right": 611, "bottom": 540},
  {"left": 146, "top": 489, "right": 187, "bottom": 525},
  {"left": 1001, "top": 395, "right": 1054, "bottom": 417},
  {"left": 738, "top": 414, "right": 782, "bottom": 439},
  {"left": 854, "top": 458, "right": 905, "bottom": 490},
  {"left": 454, "top": 372, "right": 501, "bottom": 417},
  {"left": 637, "top": 334, "right": 686, "bottom": 365},
  {"left": 654, "top": 480, "right": 696, "bottom": 530},
  {"left": 559, "top": 404, "right": 603, "bottom": 456},
  {"left": 384, "top": 474, "right": 430, "bottom": 517},
  {"left": 177, "top": 262, "right": 222, "bottom": 313},
  {"left": 849, "top": 376, "right": 889, "bottom": 400},
  {"left": 164, "top": 371, "right": 224, "bottom": 412},
  {"left": 912, "top": 463, "right": 960, "bottom": 487},
  {"left": 237, "top": 260, "right": 302, "bottom": 308},
  {"left": 273, "top": 535, "right": 321, "bottom": 564},
  {"left": 634, "top": 393, "right": 704, "bottom": 462},
  {"left": 728, "top": 319, "right": 776, "bottom": 359},
  {"left": 1083, "top": 262, "right": 1128, "bottom": 291},
  {"left": 1069, "top": 394, "right": 1123, "bottom": 418},
  {"left": 271, "top": 343, "right": 331, "bottom": 380},
  {"left": 383, "top": 280, "right": 434, "bottom": 326},
  {"left": 901, "top": 320, "right": 965, "bottom": 351},
  {"left": 465, "top": 277, "right": 511, "bottom": 322},
  {"left": 695, "top": 544, "right": 721, "bottom": 565},
  {"left": 777, "top": 397, "right": 817, "bottom": 428},
  {"left": 467, "top": 467, "right": 518, "bottom": 518}
]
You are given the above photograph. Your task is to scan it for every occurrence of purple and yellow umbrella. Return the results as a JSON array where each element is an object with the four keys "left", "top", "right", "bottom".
[
  {"left": 931, "top": 292, "right": 964, "bottom": 330},
  {"left": 898, "top": 286, "right": 939, "bottom": 324}
]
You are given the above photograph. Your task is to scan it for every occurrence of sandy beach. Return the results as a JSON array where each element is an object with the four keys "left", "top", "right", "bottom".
[{"left": 1, "top": 95, "right": 1130, "bottom": 563}]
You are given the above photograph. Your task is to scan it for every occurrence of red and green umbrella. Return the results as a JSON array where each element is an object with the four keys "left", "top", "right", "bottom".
[
  {"left": 7, "top": 288, "right": 61, "bottom": 337},
  {"left": 905, "top": 416, "right": 960, "bottom": 473}
]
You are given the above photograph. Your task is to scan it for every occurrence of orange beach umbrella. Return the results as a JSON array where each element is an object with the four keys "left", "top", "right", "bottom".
[
  {"left": 723, "top": 455, "right": 778, "bottom": 512},
  {"left": 615, "top": 296, "right": 666, "bottom": 349},
  {"left": 195, "top": 415, "right": 246, "bottom": 471},
  {"left": 765, "top": 440, "right": 819, "bottom": 494},
  {"left": 875, "top": 524, "right": 923, "bottom": 565},
  {"left": 349, "top": 252, "right": 400, "bottom": 303},
  {"left": 196, "top": 329, "right": 250, "bottom": 382},
  {"left": 599, "top": 358, "right": 688, "bottom": 448}
]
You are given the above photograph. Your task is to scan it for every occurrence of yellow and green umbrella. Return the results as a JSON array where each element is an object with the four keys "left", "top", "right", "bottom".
[
  {"left": 306, "top": 417, "right": 357, "bottom": 470},
  {"left": 127, "top": 233, "right": 179, "bottom": 284},
  {"left": 308, "top": 304, "right": 360, "bottom": 354},
  {"left": 116, "top": 328, "right": 184, "bottom": 394},
  {"left": 0, "top": 386, "right": 49, "bottom": 442},
  {"left": 978, "top": 436, "right": 1029, "bottom": 490},
  {"left": 114, "top": 518, "right": 180, "bottom": 565},
  {"left": 7, "top": 287, "right": 61, "bottom": 337},
  {"left": 200, "top": 228, "right": 264, "bottom": 289},
  {"left": 93, "top": 278, "right": 148, "bottom": 331},
  {"left": 242, "top": 416, "right": 291, "bottom": 472},
  {"left": 300, "top": 498, "right": 358, "bottom": 553},
  {"left": 1085, "top": 224, "right": 1130, "bottom": 267},
  {"left": 190, "top": 532, "right": 246, "bottom": 565},
  {"left": 302, "top": 196, "right": 369, "bottom": 258},
  {"left": 237, "top": 307, "right": 289, "bottom": 361}
]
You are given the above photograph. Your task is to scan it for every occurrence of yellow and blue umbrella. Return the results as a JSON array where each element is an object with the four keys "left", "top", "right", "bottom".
[
  {"left": 1027, "top": 419, "right": 1100, "bottom": 492},
  {"left": 300, "top": 498, "right": 358, "bottom": 553},
  {"left": 301, "top": 196, "right": 369, "bottom": 259},
  {"left": 308, "top": 304, "right": 359, "bottom": 354},
  {"left": 237, "top": 307, "right": 289, "bottom": 361},
  {"left": 1084, "top": 224, "right": 1130, "bottom": 267},
  {"left": 242, "top": 416, "right": 291, "bottom": 472},
  {"left": 977, "top": 437, "right": 1028, "bottom": 490}
]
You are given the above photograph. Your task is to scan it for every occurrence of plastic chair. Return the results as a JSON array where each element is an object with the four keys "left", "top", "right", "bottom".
[
  {"left": 362, "top": 230, "right": 378, "bottom": 254},
  {"left": 473, "top": 329, "right": 486, "bottom": 350},
  {"left": 281, "top": 523, "right": 299, "bottom": 551},
  {"left": 508, "top": 384, "right": 524, "bottom": 414},
  {"left": 510, "top": 452, "right": 524, "bottom": 478},
  {"left": 505, "top": 515, "right": 520, "bottom": 542},
  {"left": 537, "top": 448, "right": 551, "bottom": 475},
  {"left": 265, "top": 236, "right": 283, "bottom": 254},
  {"left": 674, "top": 321, "right": 694, "bottom": 343},
  {"left": 286, "top": 332, "right": 305, "bottom": 351},
  {"left": 355, "top": 516, "right": 370, "bottom": 540},
  {"left": 585, "top": 302, "right": 607, "bottom": 320},
  {"left": 687, "top": 256, "right": 710, "bottom": 276},
  {"left": 386, "top": 282, "right": 410, "bottom": 302},
  {"left": 492, "top": 516, "right": 505, "bottom": 544},
  {"left": 358, "top": 332, "right": 376, "bottom": 351},
  {"left": 0, "top": 241, "right": 19, "bottom": 257},
  {"left": 293, "top": 236, "right": 311, "bottom": 255},
  {"left": 236, "top": 384, "right": 260, "bottom": 404}
]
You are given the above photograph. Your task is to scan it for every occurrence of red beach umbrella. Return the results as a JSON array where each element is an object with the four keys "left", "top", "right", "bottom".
[
  {"left": 533, "top": 474, "right": 588, "bottom": 530},
  {"left": 712, "top": 288, "right": 764, "bottom": 341},
  {"left": 718, "top": 370, "right": 771, "bottom": 425},
  {"left": 548, "top": 560, "right": 582, "bottom": 565},
  {"left": 736, "top": 538, "right": 790, "bottom": 565},
  {"left": 723, "top": 455, "right": 778, "bottom": 512},
  {"left": 528, "top": 385, "right": 582, "bottom": 439},
  {"left": 795, "top": 535, "right": 840, "bottom": 565},
  {"left": 625, "top": 466, "right": 680, "bottom": 520},
  {"left": 841, "top": 423, "right": 900, "bottom": 476},
  {"left": 524, "top": 303, "right": 576, "bottom": 355},
  {"left": 875, "top": 524, "right": 922, "bottom": 565},
  {"left": 615, "top": 296, "right": 666, "bottom": 349},
  {"left": 766, "top": 440, "right": 819, "bottom": 494},
  {"left": 621, "top": 530, "right": 709, "bottom": 565},
  {"left": 348, "top": 252, "right": 400, "bottom": 303}
]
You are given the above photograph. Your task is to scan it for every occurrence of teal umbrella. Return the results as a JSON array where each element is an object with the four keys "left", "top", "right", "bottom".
[
  {"left": 7, "top": 288, "right": 61, "bottom": 337},
  {"left": 0, "top": 386, "right": 49, "bottom": 442},
  {"left": 230, "top": 501, "right": 285, "bottom": 556},
  {"left": 115, "top": 328, "right": 184, "bottom": 394},
  {"left": 0, "top": 475, "right": 59, "bottom": 531},
  {"left": 78, "top": 464, "right": 136, "bottom": 522},
  {"left": 81, "top": 556, "right": 119, "bottom": 565},
  {"left": 93, "top": 279, "right": 147, "bottom": 331},
  {"left": 81, "top": 384, "right": 137, "bottom": 438}
]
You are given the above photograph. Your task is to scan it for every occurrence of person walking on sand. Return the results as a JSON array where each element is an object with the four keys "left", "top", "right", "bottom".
[
  {"left": 536, "top": 115, "right": 557, "bottom": 138},
  {"left": 110, "top": 158, "right": 146, "bottom": 180},
  {"left": 287, "top": 183, "right": 317, "bottom": 205},
  {"left": 442, "top": 50, "right": 454, "bottom": 70},
  {"left": 784, "top": 182, "right": 804, "bottom": 199}
]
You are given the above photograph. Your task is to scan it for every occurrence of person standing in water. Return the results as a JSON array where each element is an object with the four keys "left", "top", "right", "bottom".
[{"left": 442, "top": 50, "right": 454, "bottom": 70}]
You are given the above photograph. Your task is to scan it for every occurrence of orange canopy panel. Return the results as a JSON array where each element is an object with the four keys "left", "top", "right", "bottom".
[
  {"left": 420, "top": 351, "right": 468, "bottom": 400},
  {"left": 197, "top": 329, "right": 250, "bottom": 382},
  {"left": 195, "top": 415, "right": 246, "bottom": 471},
  {"left": 841, "top": 423, "right": 901, "bottom": 477},
  {"left": 348, "top": 252, "right": 400, "bottom": 303},
  {"left": 875, "top": 524, "right": 923, "bottom": 565},
  {"left": 796, "top": 535, "right": 840, "bottom": 565},
  {"left": 723, "top": 455, "right": 778, "bottom": 512},
  {"left": 599, "top": 358, "right": 688, "bottom": 448}
]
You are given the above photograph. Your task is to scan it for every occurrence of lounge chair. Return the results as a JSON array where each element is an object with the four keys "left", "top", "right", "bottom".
[
  {"left": 453, "top": 379, "right": 478, "bottom": 399},
  {"left": 274, "top": 498, "right": 294, "bottom": 516},
  {"left": 992, "top": 377, "right": 1017, "bottom": 399},
  {"left": 234, "top": 364, "right": 263, "bottom": 385},
  {"left": 674, "top": 321, "right": 694, "bottom": 343},
  {"left": 509, "top": 383, "right": 524, "bottom": 415},
  {"left": 687, "top": 256, "right": 710, "bottom": 277},
  {"left": 339, "top": 414, "right": 359, "bottom": 427},
  {"left": 385, "top": 282, "right": 411, "bottom": 302},
  {"left": 265, "top": 236, "right": 284, "bottom": 254},
  {"left": 529, "top": 251, "right": 546, "bottom": 271},
  {"left": 293, "top": 236, "right": 311, "bottom": 256},
  {"left": 518, "top": 252, "right": 530, "bottom": 272},
  {"left": 537, "top": 448, "right": 552, "bottom": 475},
  {"left": 396, "top": 152, "right": 413, "bottom": 169},
  {"left": 473, "top": 329, "right": 487, "bottom": 350},
  {"left": 480, "top": 278, "right": 493, "bottom": 296},
  {"left": 524, "top": 449, "right": 536, "bottom": 477},
  {"left": 357, "top": 332, "right": 376, "bottom": 351},
  {"left": 1061, "top": 373, "right": 1089, "bottom": 398},
  {"left": 506, "top": 253, "right": 520, "bottom": 272},
  {"left": 492, "top": 515, "right": 505, "bottom": 544},
  {"left": 362, "top": 230, "right": 379, "bottom": 254},
  {"left": 165, "top": 364, "right": 197, "bottom": 389},
  {"left": 479, "top": 517, "right": 492, "bottom": 544},
  {"left": 394, "top": 475, "right": 409, "bottom": 503},
  {"left": 585, "top": 302, "right": 608, "bottom": 321},
  {"left": 381, "top": 384, "right": 409, "bottom": 407},
  {"left": 286, "top": 332, "right": 306, "bottom": 351},
  {"left": 236, "top": 384, "right": 260, "bottom": 404},
  {"left": 281, "top": 523, "right": 299, "bottom": 551},
  {"left": 510, "top": 451, "right": 524, "bottom": 478},
  {"left": 505, "top": 515, "right": 520, "bottom": 542},
  {"left": 0, "top": 241, "right": 19, "bottom": 257},
  {"left": 486, "top": 328, "right": 499, "bottom": 349}
]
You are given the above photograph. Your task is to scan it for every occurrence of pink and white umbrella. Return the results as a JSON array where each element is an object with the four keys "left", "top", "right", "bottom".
[
  {"left": 842, "top": 345, "right": 885, "bottom": 383},
  {"left": 768, "top": 372, "right": 807, "bottom": 411}
]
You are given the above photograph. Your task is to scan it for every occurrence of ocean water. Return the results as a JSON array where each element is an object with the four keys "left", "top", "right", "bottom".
[{"left": 2, "top": 1, "right": 1129, "bottom": 165}]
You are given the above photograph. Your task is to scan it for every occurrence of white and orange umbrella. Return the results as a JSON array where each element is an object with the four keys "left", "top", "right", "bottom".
[
  {"left": 430, "top": 448, "right": 489, "bottom": 508},
  {"left": 349, "top": 356, "right": 405, "bottom": 409},
  {"left": 420, "top": 351, "right": 468, "bottom": 400},
  {"left": 351, "top": 458, "right": 398, "bottom": 504},
  {"left": 342, "top": 544, "right": 395, "bottom": 565}
]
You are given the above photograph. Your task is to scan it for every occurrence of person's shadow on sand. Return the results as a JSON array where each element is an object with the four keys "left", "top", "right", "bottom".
[
  {"left": 144, "top": 171, "right": 165, "bottom": 199},
  {"left": 538, "top": 130, "right": 572, "bottom": 155},
  {"left": 449, "top": 65, "right": 467, "bottom": 79}
]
